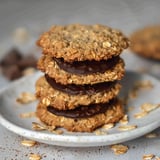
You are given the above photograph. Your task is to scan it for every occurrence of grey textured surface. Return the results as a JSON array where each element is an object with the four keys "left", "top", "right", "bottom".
[{"left": 0, "top": 0, "right": 160, "bottom": 159}]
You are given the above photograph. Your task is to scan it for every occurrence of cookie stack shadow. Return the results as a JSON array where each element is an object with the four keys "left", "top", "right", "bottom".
[{"left": 35, "top": 24, "right": 129, "bottom": 132}]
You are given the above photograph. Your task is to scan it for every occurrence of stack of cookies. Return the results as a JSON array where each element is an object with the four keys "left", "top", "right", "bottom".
[{"left": 35, "top": 24, "right": 129, "bottom": 132}]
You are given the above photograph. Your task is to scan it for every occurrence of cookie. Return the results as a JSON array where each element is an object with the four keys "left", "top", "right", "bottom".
[
  {"left": 37, "top": 55, "right": 125, "bottom": 85},
  {"left": 37, "top": 24, "right": 129, "bottom": 62},
  {"left": 36, "top": 98, "right": 124, "bottom": 132},
  {"left": 36, "top": 76, "right": 121, "bottom": 110},
  {"left": 130, "top": 25, "right": 160, "bottom": 60}
]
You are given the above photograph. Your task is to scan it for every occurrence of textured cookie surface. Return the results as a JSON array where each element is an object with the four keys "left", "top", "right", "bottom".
[
  {"left": 36, "top": 99, "right": 124, "bottom": 132},
  {"left": 37, "top": 24, "right": 129, "bottom": 62},
  {"left": 130, "top": 26, "right": 160, "bottom": 60},
  {"left": 36, "top": 76, "right": 121, "bottom": 110},
  {"left": 37, "top": 55, "right": 125, "bottom": 85}
]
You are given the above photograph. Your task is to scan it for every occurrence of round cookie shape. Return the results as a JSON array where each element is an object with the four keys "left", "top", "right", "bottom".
[
  {"left": 35, "top": 76, "right": 121, "bottom": 110},
  {"left": 36, "top": 99, "right": 124, "bottom": 132},
  {"left": 37, "top": 55, "right": 125, "bottom": 85},
  {"left": 37, "top": 24, "right": 129, "bottom": 62},
  {"left": 130, "top": 25, "right": 160, "bottom": 60}
]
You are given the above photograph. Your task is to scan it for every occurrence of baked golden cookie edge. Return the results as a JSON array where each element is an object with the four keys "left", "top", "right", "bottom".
[
  {"left": 36, "top": 99, "right": 124, "bottom": 132},
  {"left": 35, "top": 76, "right": 121, "bottom": 110},
  {"left": 37, "top": 55, "right": 125, "bottom": 85},
  {"left": 37, "top": 24, "right": 129, "bottom": 62}
]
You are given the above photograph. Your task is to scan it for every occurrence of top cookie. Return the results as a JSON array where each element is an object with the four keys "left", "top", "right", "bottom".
[
  {"left": 130, "top": 25, "right": 160, "bottom": 60},
  {"left": 37, "top": 24, "right": 129, "bottom": 62}
]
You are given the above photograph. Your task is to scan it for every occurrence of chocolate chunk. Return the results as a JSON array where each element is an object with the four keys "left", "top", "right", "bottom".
[
  {"left": 54, "top": 56, "right": 120, "bottom": 75},
  {"left": 18, "top": 55, "right": 37, "bottom": 70},
  {"left": 2, "top": 65, "right": 22, "bottom": 80},
  {"left": 45, "top": 74, "right": 116, "bottom": 95},
  {"left": 47, "top": 99, "right": 117, "bottom": 118},
  {"left": 0, "top": 48, "right": 22, "bottom": 67},
  {"left": 0, "top": 48, "right": 37, "bottom": 81}
]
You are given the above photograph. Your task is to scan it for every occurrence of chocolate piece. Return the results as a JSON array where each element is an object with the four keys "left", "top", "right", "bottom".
[
  {"left": 18, "top": 55, "right": 37, "bottom": 70},
  {"left": 54, "top": 56, "right": 120, "bottom": 75},
  {"left": 47, "top": 99, "right": 117, "bottom": 118},
  {"left": 0, "top": 48, "right": 22, "bottom": 67},
  {"left": 0, "top": 48, "right": 37, "bottom": 81},
  {"left": 2, "top": 65, "right": 22, "bottom": 80},
  {"left": 45, "top": 74, "right": 116, "bottom": 95}
]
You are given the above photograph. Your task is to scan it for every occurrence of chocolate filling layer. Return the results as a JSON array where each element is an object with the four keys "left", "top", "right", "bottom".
[
  {"left": 47, "top": 99, "right": 117, "bottom": 118},
  {"left": 45, "top": 74, "right": 117, "bottom": 95},
  {"left": 54, "top": 56, "right": 120, "bottom": 75}
]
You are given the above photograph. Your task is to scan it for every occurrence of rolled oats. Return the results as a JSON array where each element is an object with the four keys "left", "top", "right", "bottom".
[
  {"left": 21, "top": 140, "right": 36, "bottom": 147},
  {"left": 134, "top": 80, "right": 153, "bottom": 89},
  {"left": 145, "top": 133, "right": 158, "bottom": 138},
  {"left": 155, "top": 156, "right": 160, "bottom": 160},
  {"left": 13, "top": 27, "right": 30, "bottom": 44},
  {"left": 141, "top": 103, "right": 160, "bottom": 112},
  {"left": 53, "top": 129, "right": 63, "bottom": 135},
  {"left": 102, "top": 123, "right": 114, "bottom": 130},
  {"left": 119, "top": 115, "right": 128, "bottom": 124},
  {"left": 16, "top": 92, "right": 36, "bottom": 104},
  {"left": 134, "top": 111, "right": 148, "bottom": 119},
  {"left": 20, "top": 112, "right": 35, "bottom": 118},
  {"left": 118, "top": 125, "right": 137, "bottom": 131},
  {"left": 143, "top": 154, "right": 155, "bottom": 160},
  {"left": 94, "top": 130, "right": 106, "bottom": 135},
  {"left": 128, "top": 80, "right": 153, "bottom": 99},
  {"left": 22, "top": 67, "right": 36, "bottom": 76},
  {"left": 32, "top": 122, "right": 47, "bottom": 131},
  {"left": 29, "top": 153, "right": 41, "bottom": 160},
  {"left": 127, "top": 106, "right": 135, "bottom": 112},
  {"left": 110, "top": 144, "right": 128, "bottom": 155}
]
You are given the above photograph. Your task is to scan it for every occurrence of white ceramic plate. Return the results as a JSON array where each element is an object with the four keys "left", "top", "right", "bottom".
[{"left": 0, "top": 71, "right": 160, "bottom": 147}]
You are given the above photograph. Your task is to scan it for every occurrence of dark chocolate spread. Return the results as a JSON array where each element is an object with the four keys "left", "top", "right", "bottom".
[
  {"left": 45, "top": 74, "right": 117, "bottom": 95},
  {"left": 54, "top": 56, "right": 120, "bottom": 75},
  {"left": 47, "top": 99, "right": 117, "bottom": 118}
]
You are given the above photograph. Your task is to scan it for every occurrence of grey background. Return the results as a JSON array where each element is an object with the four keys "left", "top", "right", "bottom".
[{"left": 0, "top": 0, "right": 160, "bottom": 159}]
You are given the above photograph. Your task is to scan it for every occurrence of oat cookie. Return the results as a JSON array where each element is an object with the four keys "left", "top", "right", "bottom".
[
  {"left": 36, "top": 76, "right": 121, "bottom": 110},
  {"left": 37, "top": 55, "right": 125, "bottom": 85},
  {"left": 36, "top": 99, "right": 124, "bottom": 132},
  {"left": 37, "top": 24, "right": 129, "bottom": 62},
  {"left": 130, "top": 25, "right": 160, "bottom": 60}
]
